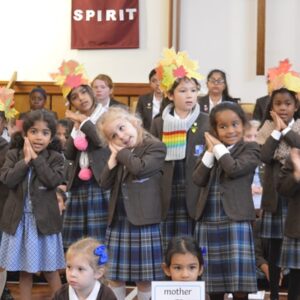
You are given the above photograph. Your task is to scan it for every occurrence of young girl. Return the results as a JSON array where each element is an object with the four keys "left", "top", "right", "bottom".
[
  {"left": 97, "top": 106, "right": 166, "bottom": 300},
  {"left": 0, "top": 110, "right": 65, "bottom": 300},
  {"left": 150, "top": 48, "right": 209, "bottom": 249},
  {"left": 257, "top": 87, "right": 300, "bottom": 300},
  {"left": 91, "top": 74, "right": 122, "bottom": 108},
  {"left": 278, "top": 148, "right": 300, "bottom": 300},
  {"left": 56, "top": 118, "right": 73, "bottom": 151},
  {"left": 53, "top": 237, "right": 116, "bottom": 300},
  {"left": 52, "top": 60, "right": 111, "bottom": 248},
  {"left": 162, "top": 236, "right": 204, "bottom": 281},
  {"left": 19, "top": 86, "right": 57, "bottom": 120},
  {"left": 193, "top": 102, "right": 260, "bottom": 300}
]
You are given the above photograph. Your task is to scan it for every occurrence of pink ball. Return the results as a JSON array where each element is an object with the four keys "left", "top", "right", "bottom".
[
  {"left": 74, "top": 136, "right": 88, "bottom": 151},
  {"left": 78, "top": 168, "right": 93, "bottom": 181}
]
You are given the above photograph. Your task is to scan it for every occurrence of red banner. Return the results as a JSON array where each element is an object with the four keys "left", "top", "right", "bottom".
[{"left": 71, "top": 0, "right": 139, "bottom": 49}]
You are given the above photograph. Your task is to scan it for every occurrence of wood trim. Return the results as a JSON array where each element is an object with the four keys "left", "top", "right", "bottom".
[
  {"left": 256, "top": 0, "right": 266, "bottom": 75},
  {"left": 168, "top": 0, "right": 174, "bottom": 48},
  {"left": 0, "top": 81, "right": 151, "bottom": 118},
  {"left": 168, "top": 0, "right": 181, "bottom": 50},
  {"left": 175, "top": 0, "right": 181, "bottom": 51},
  {"left": 0, "top": 81, "right": 150, "bottom": 97}
]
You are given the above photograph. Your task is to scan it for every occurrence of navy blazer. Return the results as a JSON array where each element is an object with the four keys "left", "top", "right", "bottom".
[{"left": 193, "top": 141, "right": 260, "bottom": 221}]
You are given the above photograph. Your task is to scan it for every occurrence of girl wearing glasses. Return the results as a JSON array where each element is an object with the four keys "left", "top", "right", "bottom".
[{"left": 198, "top": 69, "right": 238, "bottom": 113}]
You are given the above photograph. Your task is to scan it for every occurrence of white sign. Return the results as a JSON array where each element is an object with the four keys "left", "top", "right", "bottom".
[{"left": 152, "top": 281, "right": 205, "bottom": 300}]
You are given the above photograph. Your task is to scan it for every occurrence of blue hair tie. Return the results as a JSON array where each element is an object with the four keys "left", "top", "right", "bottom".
[{"left": 94, "top": 245, "right": 108, "bottom": 265}]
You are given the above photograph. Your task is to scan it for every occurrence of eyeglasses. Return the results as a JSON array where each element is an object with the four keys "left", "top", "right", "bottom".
[{"left": 208, "top": 79, "right": 225, "bottom": 85}]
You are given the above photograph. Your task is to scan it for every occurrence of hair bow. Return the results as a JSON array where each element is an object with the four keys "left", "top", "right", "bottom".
[{"left": 94, "top": 245, "right": 108, "bottom": 265}]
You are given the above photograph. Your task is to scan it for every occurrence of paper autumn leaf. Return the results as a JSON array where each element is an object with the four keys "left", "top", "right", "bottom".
[
  {"left": 278, "top": 59, "right": 291, "bottom": 73},
  {"left": 173, "top": 66, "right": 187, "bottom": 78},
  {"left": 284, "top": 72, "right": 300, "bottom": 93},
  {"left": 51, "top": 59, "right": 89, "bottom": 99},
  {"left": 65, "top": 74, "right": 86, "bottom": 88},
  {"left": 59, "top": 60, "right": 79, "bottom": 75},
  {"left": 0, "top": 87, "right": 18, "bottom": 119},
  {"left": 156, "top": 48, "right": 203, "bottom": 92},
  {"left": 268, "top": 59, "right": 300, "bottom": 93}
]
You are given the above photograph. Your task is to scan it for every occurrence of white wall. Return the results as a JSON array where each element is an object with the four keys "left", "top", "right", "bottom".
[
  {"left": 1, "top": 0, "right": 300, "bottom": 103},
  {"left": 180, "top": 0, "right": 300, "bottom": 103},
  {"left": 0, "top": 0, "right": 169, "bottom": 83}
]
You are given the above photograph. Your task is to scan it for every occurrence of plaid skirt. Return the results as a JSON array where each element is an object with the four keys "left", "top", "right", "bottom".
[
  {"left": 161, "top": 160, "right": 194, "bottom": 250},
  {"left": 279, "top": 236, "right": 300, "bottom": 269},
  {"left": 194, "top": 220, "right": 257, "bottom": 293},
  {"left": 62, "top": 179, "right": 110, "bottom": 248},
  {"left": 105, "top": 215, "right": 164, "bottom": 282},
  {"left": 260, "top": 195, "right": 288, "bottom": 239}
]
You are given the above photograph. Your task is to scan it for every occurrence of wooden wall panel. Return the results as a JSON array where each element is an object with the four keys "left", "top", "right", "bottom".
[{"left": 0, "top": 81, "right": 150, "bottom": 119}]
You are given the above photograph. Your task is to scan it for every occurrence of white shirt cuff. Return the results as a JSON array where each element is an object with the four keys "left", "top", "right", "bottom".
[
  {"left": 213, "top": 144, "right": 230, "bottom": 160},
  {"left": 79, "top": 118, "right": 90, "bottom": 130},
  {"left": 282, "top": 127, "right": 291, "bottom": 136},
  {"left": 271, "top": 130, "right": 281, "bottom": 140},
  {"left": 202, "top": 151, "right": 215, "bottom": 168}
]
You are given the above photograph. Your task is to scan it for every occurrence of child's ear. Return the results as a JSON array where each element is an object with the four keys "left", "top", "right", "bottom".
[
  {"left": 167, "top": 92, "right": 174, "bottom": 102},
  {"left": 198, "top": 265, "right": 204, "bottom": 277},
  {"left": 94, "top": 267, "right": 105, "bottom": 280},
  {"left": 161, "top": 263, "right": 171, "bottom": 277}
]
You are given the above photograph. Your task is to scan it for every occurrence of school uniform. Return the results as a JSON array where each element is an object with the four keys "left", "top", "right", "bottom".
[
  {"left": 193, "top": 141, "right": 260, "bottom": 293},
  {"left": 260, "top": 128, "right": 300, "bottom": 239},
  {"left": 252, "top": 95, "right": 270, "bottom": 121},
  {"left": 150, "top": 106, "right": 209, "bottom": 248},
  {"left": 109, "top": 98, "right": 123, "bottom": 107},
  {"left": 0, "top": 148, "right": 65, "bottom": 272},
  {"left": 198, "top": 95, "right": 238, "bottom": 113},
  {"left": 136, "top": 93, "right": 169, "bottom": 131},
  {"left": 0, "top": 137, "right": 9, "bottom": 245},
  {"left": 277, "top": 157, "right": 300, "bottom": 269},
  {"left": 0, "top": 137, "right": 9, "bottom": 219},
  {"left": 53, "top": 282, "right": 117, "bottom": 300},
  {"left": 63, "top": 120, "right": 110, "bottom": 248},
  {"left": 99, "top": 133, "right": 166, "bottom": 282}
]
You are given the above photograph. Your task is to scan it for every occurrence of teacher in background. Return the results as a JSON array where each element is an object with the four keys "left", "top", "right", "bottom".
[{"left": 198, "top": 69, "right": 239, "bottom": 113}]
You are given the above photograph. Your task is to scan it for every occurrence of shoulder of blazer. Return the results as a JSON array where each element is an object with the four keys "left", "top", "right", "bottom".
[
  {"left": 138, "top": 93, "right": 153, "bottom": 102},
  {"left": 109, "top": 98, "right": 123, "bottom": 106},
  {"left": 198, "top": 95, "right": 209, "bottom": 104}
]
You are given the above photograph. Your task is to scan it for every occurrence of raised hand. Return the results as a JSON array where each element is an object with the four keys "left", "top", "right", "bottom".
[
  {"left": 23, "top": 137, "right": 32, "bottom": 164},
  {"left": 65, "top": 110, "right": 87, "bottom": 125},
  {"left": 270, "top": 111, "right": 286, "bottom": 131}
]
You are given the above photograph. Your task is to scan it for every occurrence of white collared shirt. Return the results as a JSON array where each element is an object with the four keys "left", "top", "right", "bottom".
[
  {"left": 152, "top": 95, "right": 162, "bottom": 119},
  {"left": 174, "top": 109, "right": 192, "bottom": 120},
  {"left": 68, "top": 280, "right": 101, "bottom": 300},
  {"left": 209, "top": 97, "right": 222, "bottom": 112}
]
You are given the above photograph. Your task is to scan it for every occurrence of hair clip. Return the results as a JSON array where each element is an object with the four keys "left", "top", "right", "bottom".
[{"left": 94, "top": 245, "right": 108, "bottom": 265}]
